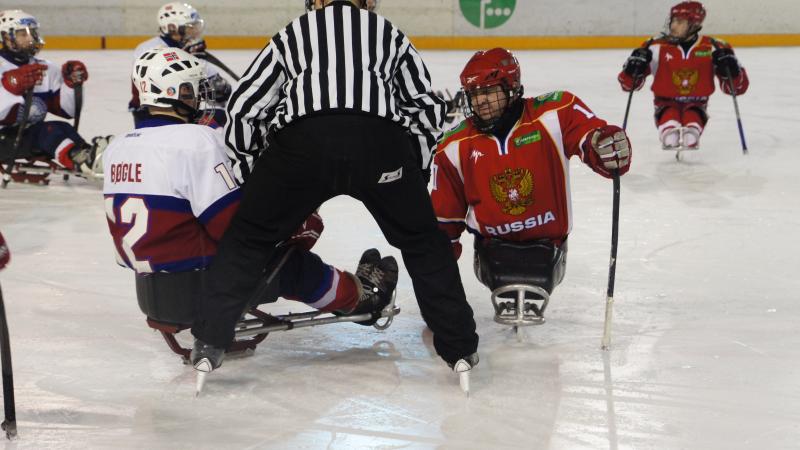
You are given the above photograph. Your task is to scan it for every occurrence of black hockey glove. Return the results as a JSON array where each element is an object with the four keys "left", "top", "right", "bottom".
[
  {"left": 184, "top": 39, "right": 207, "bottom": 56},
  {"left": 623, "top": 47, "right": 652, "bottom": 78},
  {"left": 712, "top": 48, "right": 741, "bottom": 79},
  {"left": 209, "top": 74, "right": 232, "bottom": 103}
]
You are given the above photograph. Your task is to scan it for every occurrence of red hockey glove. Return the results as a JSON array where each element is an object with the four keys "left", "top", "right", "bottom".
[
  {"left": 586, "top": 125, "right": 631, "bottom": 172},
  {"left": 1, "top": 63, "right": 46, "bottom": 96},
  {"left": 0, "top": 231, "right": 10, "bottom": 271},
  {"left": 62, "top": 60, "right": 88, "bottom": 88},
  {"left": 287, "top": 212, "right": 324, "bottom": 251}
]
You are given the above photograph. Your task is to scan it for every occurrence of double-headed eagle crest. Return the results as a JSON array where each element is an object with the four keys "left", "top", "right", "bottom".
[
  {"left": 672, "top": 68, "right": 699, "bottom": 95},
  {"left": 490, "top": 168, "right": 533, "bottom": 215}
]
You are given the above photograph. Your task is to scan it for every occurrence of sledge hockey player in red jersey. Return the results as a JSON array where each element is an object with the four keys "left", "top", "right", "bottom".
[
  {"left": 618, "top": 1, "right": 749, "bottom": 151},
  {"left": 0, "top": 10, "right": 107, "bottom": 178},
  {"left": 105, "top": 48, "right": 398, "bottom": 362},
  {"left": 128, "top": 2, "right": 231, "bottom": 127},
  {"left": 430, "top": 48, "right": 631, "bottom": 325}
]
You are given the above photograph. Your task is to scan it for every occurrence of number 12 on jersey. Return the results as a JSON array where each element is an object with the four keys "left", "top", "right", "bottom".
[{"left": 104, "top": 196, "right": 153, "bottom": 273}]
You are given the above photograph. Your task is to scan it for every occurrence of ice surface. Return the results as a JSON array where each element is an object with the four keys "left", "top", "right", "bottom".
[{"left": 0, "top": 47, "right": 798, "bottom": 449}]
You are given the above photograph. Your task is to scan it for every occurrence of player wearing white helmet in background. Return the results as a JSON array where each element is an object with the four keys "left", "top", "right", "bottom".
[
  {"left": 127, "top": 2, "right": 231, "bottom": 128},
  {"left": 0, "top": 9, "right": 107, "bottom": 175}
]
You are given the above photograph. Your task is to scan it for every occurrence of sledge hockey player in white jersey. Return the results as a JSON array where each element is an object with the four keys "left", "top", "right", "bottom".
[
  {"left": 105, "top": 48, "right": 398, "bottom": 370},
  {"left": 128, "top": 2, "right": 231, "bottom": 128},
  {"left": 0, "top": 10, "right": 106, "bottom": 176}
]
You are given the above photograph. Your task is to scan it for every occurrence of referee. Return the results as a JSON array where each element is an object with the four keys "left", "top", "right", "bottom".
[{"left": 191, "top": 0, "right": 479, "bottom": 375}]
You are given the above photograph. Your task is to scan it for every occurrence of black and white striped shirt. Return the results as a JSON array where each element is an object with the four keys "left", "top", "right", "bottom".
[{"left": 224, "top": 0, "right": 446, "bottom": 182}]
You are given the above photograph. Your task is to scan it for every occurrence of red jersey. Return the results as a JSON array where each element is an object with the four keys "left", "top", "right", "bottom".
[
  {"left": 431, "top": 91, "right": 620, "bottom": 244},
  {"left": 618, "top": 36, "right": 749, "bottom": 99}
]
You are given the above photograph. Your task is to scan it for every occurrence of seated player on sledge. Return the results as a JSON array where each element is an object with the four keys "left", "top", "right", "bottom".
[
  {"left": 430, "top": 48, "right": 632, "bottom": 326},
  {"left": 0, "top": 9, "right": 109, "bottom": 184},
  {"left": 618, "top": 1, "right": 748, "bottom": 152},
  {"left": 104, "top": 48, "right": 398, "bottom": 361}
]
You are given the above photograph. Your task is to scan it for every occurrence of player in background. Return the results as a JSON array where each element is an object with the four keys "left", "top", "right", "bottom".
[
  {"left": 0, "top": 9, "right": 106, "bottom": 174},
  {"left": 105, "top": 48, "right": 398, "bottom": 365},
  {"left": 618, "top": 1, "right": 749, "bottom": 150},
  {"left": 431, "top": 48, "right": 631, "bottom": 309},
  {"left": 128, "top": 2, "right": 231, "bottom": 127}
]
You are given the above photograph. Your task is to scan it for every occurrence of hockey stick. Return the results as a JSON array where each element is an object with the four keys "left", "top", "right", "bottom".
[
  {"left": 602, "top": 43, "right": 651, "bottom": 350},
  {"left": 73, "top": 84, "right": 83, "bottom": 132},
  {"left": 711, "top": 39, "right": 748, "bottom": 154},
  {"left": 1, "top": 90, "right": 34, "bottom": 189},
  {"left": 601, "top": 170, "right": 621, "bottom": 351},
  {"left": 0, "top": 282, "right": 17, "bottom": 440},
  {"left": 198, "top": 52, "right": 240, "bottom": 82},
  {"left": 621, "top": 39, "right": 653, "bottom": 130}
]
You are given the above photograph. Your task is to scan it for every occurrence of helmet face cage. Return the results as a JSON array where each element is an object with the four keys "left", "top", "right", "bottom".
[
  {"left": 193, "top": 77, "right": 216, "bottom": 124},
  {"left": 461, "top": 82, "right": 521, "bottom": 133},
  {"left": 0, "top": 12, "right": 44, "bottom": 58}
]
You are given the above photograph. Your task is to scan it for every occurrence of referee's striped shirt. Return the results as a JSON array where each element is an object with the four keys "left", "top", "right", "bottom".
[{"left": 224, "top": 0, "right": 446, "bottom": 183}]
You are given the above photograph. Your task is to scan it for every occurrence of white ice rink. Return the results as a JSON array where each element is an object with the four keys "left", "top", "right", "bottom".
[{"left": 0, "top": 46, "right": 799, "bottom": 449}]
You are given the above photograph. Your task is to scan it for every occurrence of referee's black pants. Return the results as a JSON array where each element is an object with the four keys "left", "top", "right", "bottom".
[{"left": 192, "top": 114, "right": 478, "bottom": 365}]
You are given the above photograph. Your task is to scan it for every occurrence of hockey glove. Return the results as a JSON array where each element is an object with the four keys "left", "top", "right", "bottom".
[
  {"left": 184, "top": 39, "right": 207, "bottom": 55},
  {"left": 1, "top": 63, "right": 46, "bottom": 96},
  {"left": 588, "top": 125, "right": 631, "bottom": 171},
  {"left": 286, "top": 212, "right": 324, "bottom": 251},
  {"left": 62, "top": 60, "right": 88, "bottom": 88},
  {"left": 623, "top": 47, "right": 652, "bottom": 78},
  {"left": 0, "top": 230, "right": 9, "bottom": 271},
  {"left": 209, "top": 74, "right": 232, "bottom": 103},
  {"left": 712, "top": 48, "right": 741, "bottom": 79}
]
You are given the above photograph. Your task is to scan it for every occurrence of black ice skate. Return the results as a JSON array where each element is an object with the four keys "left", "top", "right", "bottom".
[
  {"left": 449, "top": 352, "right": 479, "bottom": 395},
  {"left": 70, "top": 135, "right": 111, "bottom": 178},
  {"left": 191, "top": 338, "right": 225, "bottom": 395},
  {"left": 351, "top": 250, "right": 398, "bottom": 326}
]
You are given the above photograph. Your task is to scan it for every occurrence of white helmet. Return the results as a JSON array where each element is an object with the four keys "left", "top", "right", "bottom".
[
  {"left": 132, "top": 47, "right": 213, "bottom": 120},
  {"left": 0, "top": 10, "right": 44, "bottom": 58},
  {"left": 157, "top": 2, "right": 204, "bottom": 43}
]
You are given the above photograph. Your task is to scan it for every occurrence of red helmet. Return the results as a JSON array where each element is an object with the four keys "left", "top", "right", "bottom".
[
  {"left": 460, "top": 47, "right": 521, "bottom": 93},
  {"left": 459, "top": 48, "right": 523, "bottom": 132},
  {"left": 671, "top": 1, "right": 706, "bottom": 26}
]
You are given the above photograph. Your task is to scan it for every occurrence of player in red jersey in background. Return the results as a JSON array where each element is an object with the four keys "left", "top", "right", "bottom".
[
  {"left": 618, "top": 1, "right": 749, "bottom": 151},
  {"left": 430, "top": 47, "right": 631, "bottom": 315}
]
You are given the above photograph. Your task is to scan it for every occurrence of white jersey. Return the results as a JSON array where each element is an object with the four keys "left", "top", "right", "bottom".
[
  {"left": 0, "top": 55, "right": 77, "bottom": 130},
  {"left": 103, "top": 120, "right": 241, "bottom": 273}
]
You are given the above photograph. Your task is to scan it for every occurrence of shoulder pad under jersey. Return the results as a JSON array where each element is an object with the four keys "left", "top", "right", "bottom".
[
  {"left": 437, "top": 119, "right": 475, "bottom": 148},
  {"left": 528, "top": 90, "right": 577, "bottom": 112}
]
